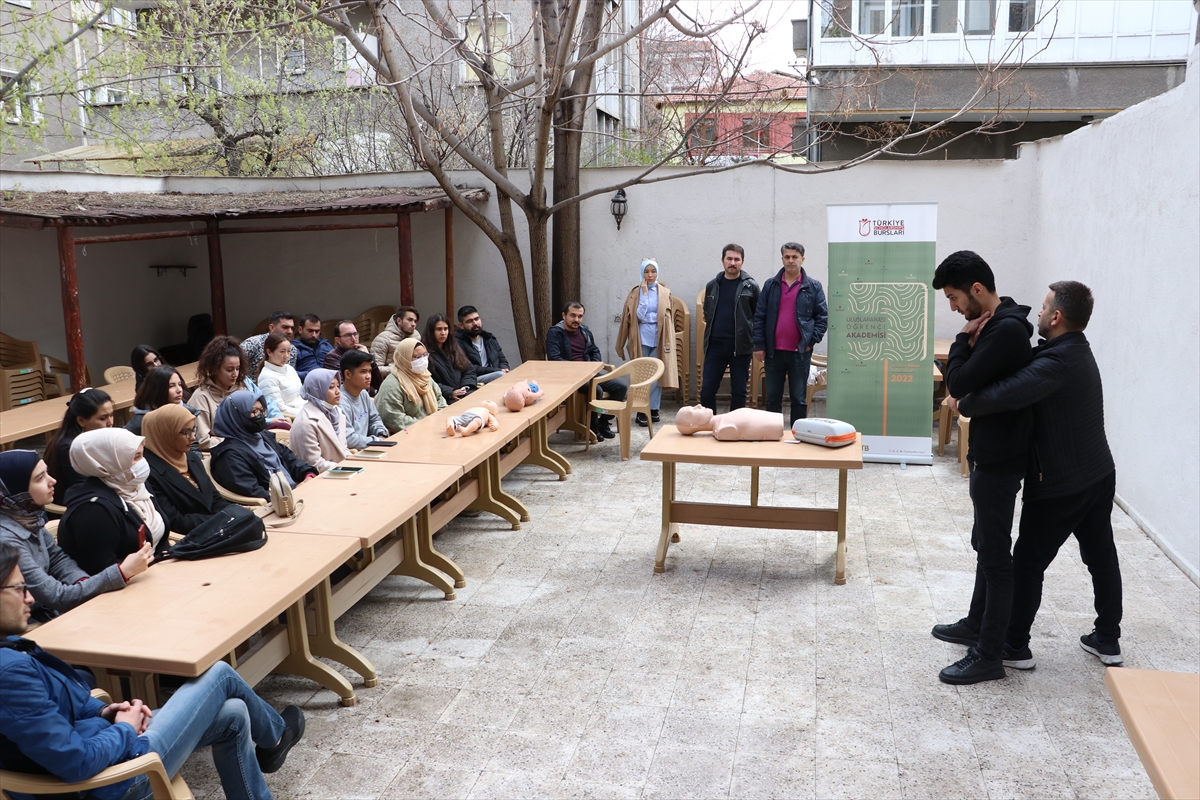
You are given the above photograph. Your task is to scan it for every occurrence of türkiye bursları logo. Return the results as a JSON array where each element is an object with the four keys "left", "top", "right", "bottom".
[{"left": 858, "top": 218, "right": 906, "bottom": 237}]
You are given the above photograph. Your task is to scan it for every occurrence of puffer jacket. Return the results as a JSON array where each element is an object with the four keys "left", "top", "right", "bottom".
[
  {"left": 702, "top": 270, "right": 760, "bottom": 356},
  {"left": 370, "top": 317, "right": 421, "bottom": 376}
]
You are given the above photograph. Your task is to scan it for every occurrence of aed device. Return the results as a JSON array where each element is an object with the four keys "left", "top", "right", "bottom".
[{"left": 792, "top": 418, "right": 858, "bottom": 448}]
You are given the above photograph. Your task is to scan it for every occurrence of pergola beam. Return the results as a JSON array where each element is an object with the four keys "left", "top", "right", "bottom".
[{"left": 55, "top": 226, "right": 86, "bottom": 392}]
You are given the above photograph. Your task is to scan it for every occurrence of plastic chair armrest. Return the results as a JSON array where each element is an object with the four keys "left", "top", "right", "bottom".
[{"left": 0, "top": 753, "right": 176, "bottom": 797}]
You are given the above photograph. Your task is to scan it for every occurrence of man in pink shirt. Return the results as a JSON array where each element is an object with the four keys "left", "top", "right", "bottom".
[{"left": 752, "top": 242, "right": 829, "bottom": 423}]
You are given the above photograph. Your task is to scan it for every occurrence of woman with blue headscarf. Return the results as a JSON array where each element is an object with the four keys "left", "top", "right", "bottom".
[
  {"left": 209, "top": 390, "right": 316, "bottom": 501},
  {"left": 616, "top": 258, "right": 679, "bottom": 425},
  {"left": 288, "top": 369, "right": 351, "bottom": 472}
]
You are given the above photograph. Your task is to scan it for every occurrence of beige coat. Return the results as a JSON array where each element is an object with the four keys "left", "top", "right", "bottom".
[
  {"left": 616, "top": 284, "right": 679, "bottom": 390},
  {"left": 370, "top": 317, "right": 421, "bottom": 377},
  {"left": 288, "top": 402, "right": 350, "bottom": 472},
  {"left": 190, "top": 381, "right": 235, "bottom": 451}
]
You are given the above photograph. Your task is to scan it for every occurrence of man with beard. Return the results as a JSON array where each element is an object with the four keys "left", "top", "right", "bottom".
[
  {"left": 931, "top": 250, "right": 1034, "bottom": 685},
  {"left": 292, "top": 314, "right": 333, "bottom": 381},
  {"left": 959, "top": 281, "right": 1122, "bottom": 668},
  {"left": 456, "top": 306, "right": 511, "bottom": 384}
]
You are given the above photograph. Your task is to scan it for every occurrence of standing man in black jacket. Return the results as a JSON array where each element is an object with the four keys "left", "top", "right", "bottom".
[
  {"left": 931, "top": 251, "right": 1034, "bottom": 685},
  {"left": 959, "top": 281, "right": 1122, "bottom": 668},
  {"left": 700, "top": 244, "right": 760, "bottom": 413}
]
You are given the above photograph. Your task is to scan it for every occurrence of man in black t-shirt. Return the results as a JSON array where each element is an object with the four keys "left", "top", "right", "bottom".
[{"left": 700, "top": 244, "right": 760, "bottom": 412}]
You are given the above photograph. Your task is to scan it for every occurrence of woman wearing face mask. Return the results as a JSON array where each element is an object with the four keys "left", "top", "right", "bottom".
[
  {"left": 141, "top": 404, "right": 235, "bottom": 536},
  {"left": 125, "top": 364, "right": 197, "bottom": 437},
  {"left": 616, "top": 257, "right": 678, "bottom": 426},
  {"left": 256, "top": 333, "right": 305, "bottom": 419},
  {"left": 209, "top": 391, "right": 316, "bottom": 501},
  {"left": 288, "top": 369, "right": 350, "bottom": 472},
  {"left": 191, "top": 336, "right": 287, "bottom": 451},
  {"left": 58, "top": 428, "right": 170, "bottom": 575},
  {"left": 424, "top": 312, "right": 478, "bottom": 402},
  {"left": 0, "top": 450, "right": 151, "bottom": 622},
  {"left": 375, "top": 339, "right": 447, "bottom": 433},
  {"left": 44, "top": 388, "right": 115, "bottom": 506}
]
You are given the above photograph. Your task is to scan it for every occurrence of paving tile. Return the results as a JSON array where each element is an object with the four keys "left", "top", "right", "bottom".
[
  {"left": 382, "top": 762, "right": 481, "bottom": 800},
  {"left": 642, "top": 745, "right": 735, "bottom": 799},
  {"left": 564, "top": 733, "right": 657, "bottom": 786},
  {"left": 814, "top": 758, "right": 902, "bottom": 799},
  {"left": 729, "top": 753, "right": 815, "bottom": 800},
  {"left": 292, "top": 752, "right": 403, "bottom": 799}
]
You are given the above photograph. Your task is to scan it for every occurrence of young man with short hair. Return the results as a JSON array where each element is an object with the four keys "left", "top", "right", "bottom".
[
  {"left": 339, "top": 349, "right": 389, "bottom": 449},
  {"left": 456, "top": 305, "right": 510, "bottom": 384},
  {"left": 931, "top": 250, "right": 1034, "bottom": 685},
  {"left": 546, "top": 302, "right": 627, "bottom": 441},
  {"left": 323, "top": 321, "right": 382, "bottom": 393},
  {"left": 753, "top": 242, "right": 828, "bottom": 423},
  {"left": 292, "top": 314, "right": 333, "bottom": 381},
  {"left": 372, "top": 306, "right": 421, "bottom": 377},
  {"left": 701, "top": 244, "right": 760, "bottom": 413},
  {"left": 0, "top": 543, "right": 304, "bottom": 799},
  {"left": 959, "top": 281, "right": 1123, "bottom": 668},
  {"left": 241, "top": 312, "right": 296, "bottom": 379}
]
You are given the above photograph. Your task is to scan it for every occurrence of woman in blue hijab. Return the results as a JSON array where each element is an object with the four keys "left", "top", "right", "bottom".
[{"left": 208, "top": 390, "right": 316, "bottom": 501}]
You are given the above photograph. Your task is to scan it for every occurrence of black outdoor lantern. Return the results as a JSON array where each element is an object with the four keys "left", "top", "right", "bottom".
[{"left": 610, "top": 188, "right": 627, "bottom": 230}]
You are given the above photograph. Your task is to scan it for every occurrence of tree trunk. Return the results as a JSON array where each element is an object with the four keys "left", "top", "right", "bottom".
[
  {"left": 551, "top": 123, "right": 582, "bottom": 313},
  {"left": 525, "top": 207, "right": 553, "bottom": 358}
]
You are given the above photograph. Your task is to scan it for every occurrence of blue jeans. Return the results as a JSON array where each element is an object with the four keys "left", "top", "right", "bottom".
[
  {"left": 643, "top": 345, "right": 662, "bottom": 411},
  {"left": 122, "top": 661, "right": 285, "bottom": 800},
  {"left": 764, "top": 348, "right": 812, "bottom": 424},
  {"left": 477, "top": 369, "right": 506, "bottom": 384},
  {"left": 700, "top": 338, "right": 750, "bottom": 413}
]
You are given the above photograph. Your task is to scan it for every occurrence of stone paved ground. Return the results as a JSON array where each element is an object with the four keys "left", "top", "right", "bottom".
[{"left": 179, "top": 403, "right": 1199, "bottom": 799}]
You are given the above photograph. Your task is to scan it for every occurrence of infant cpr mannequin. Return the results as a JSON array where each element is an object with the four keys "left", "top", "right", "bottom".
[
  {"left": 675, "top": 405, "right": 784, "bottom": 441},
  {"left": 447, "top": 400, "right": 500, "bottom": 436},
  {"left": 502, "top": 380, "right": 544, "bottom": 412}
]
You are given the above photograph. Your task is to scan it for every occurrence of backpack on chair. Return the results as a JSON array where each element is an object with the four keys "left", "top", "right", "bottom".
[{"left": 267, "top": 471, "right": 304, "bottom": 527}]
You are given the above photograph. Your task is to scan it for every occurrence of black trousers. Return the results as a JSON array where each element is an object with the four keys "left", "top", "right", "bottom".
[
  {"left": 964, "top": 462, "right": 1023, "bottom": 661},
  {"left": 700, "top": 337, "right": 751, "bottom": 413},
  {"left": 1007, "top": 470, "right": 1122, "bottom": 650}
]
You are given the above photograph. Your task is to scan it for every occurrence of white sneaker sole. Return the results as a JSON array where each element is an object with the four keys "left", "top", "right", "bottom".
[
  {"left": 1003, "top": 656, "right": 1036, "bottom": 670},
  {"left": 1080, "top": 642, "right": 1123, "bottom": 665}
]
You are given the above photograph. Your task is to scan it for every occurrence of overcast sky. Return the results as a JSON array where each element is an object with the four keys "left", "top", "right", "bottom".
[{"left": 675, "top": 0, "right": 809, "bottom": 74}]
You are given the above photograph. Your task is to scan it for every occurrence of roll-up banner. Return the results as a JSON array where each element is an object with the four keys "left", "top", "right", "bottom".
[{"left": 826, "top": 203, "right": 937, "bottom": 465}]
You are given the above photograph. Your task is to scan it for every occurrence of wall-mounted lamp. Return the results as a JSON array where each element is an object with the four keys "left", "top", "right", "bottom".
[{"left": 610, "top": 188, "right": 627, "bottom": 230}]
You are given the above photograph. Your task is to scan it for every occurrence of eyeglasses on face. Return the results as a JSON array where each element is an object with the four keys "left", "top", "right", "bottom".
[{"left": 1, "top": 583, "right": 28, "bottom": 595}]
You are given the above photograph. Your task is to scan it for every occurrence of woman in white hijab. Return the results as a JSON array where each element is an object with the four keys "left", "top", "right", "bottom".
[
  {"left": 57, "top": 428, "right": 170, "bottom": 575},
  {"left": 288, "top": 369, "right": 351, "bottom": 472},
  {"left": 616, "top": 257, "right": 678, "bottom": 425}
]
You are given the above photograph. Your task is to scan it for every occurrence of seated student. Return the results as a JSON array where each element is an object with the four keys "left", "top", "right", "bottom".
[
  {"left": 0, "top": 542, "right": 306, "bottom": 800},
  {"left": 292, "top": 314, "right": 334, "bottom": 381},
  {"left": 425, "top": 312, "right": 478, "bottom": 402},
  {"left": 375, "top": 339, "right": 446, "bottom": 433},
  {"left": 339, "top": 350, "right": 388, "bottom": 448},
  {"left": 456, "top": 305, "right": 510, "bottom": 384},
  {"left": 323, "top": 321, "right": 382, "bottom": 392},
  {"left": 0, "top": 451, "right": 150, "bottom": 623},
  {"left": 141, "top": 405, "right": 235, "bottom": 536},
  {"left": 191, "top": 336, "right": 286, "bottom": 450},
  {"left": 45, "top": 388, "right": 115, "bottom": 506},
  {"left": 288, "top": 370, "right": 350, "bottom": 472},
  {"left": 255, "top": 333, "right": 305, "bottom": 419},
  {"left": 58, "top": 429, "right": 170, "bottom": 575},
  {"left": 372, "top": 306, "right": 421, "bottom": 377},
  {"left": 125, "top": 364, "right": 196, "bottom": 437},
  {"left": 209, "top": 391, "right": 316, "bottom": 501},
  {"left": 546, "top": 301, "right": 627, "bottom": 441},
  {"left": 129, "top": 344, "right": 163, "bottom": 389},
  {"left": 241, "top": 311, "right": 296, "bottom": 380}
]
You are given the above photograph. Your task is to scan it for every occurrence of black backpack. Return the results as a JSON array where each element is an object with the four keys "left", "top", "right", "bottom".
[{"left": 166, "top": 505, "right": 267, "bottom": 561}]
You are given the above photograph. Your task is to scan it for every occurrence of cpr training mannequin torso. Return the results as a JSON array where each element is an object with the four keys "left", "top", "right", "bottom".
[{"left": 675, "top": 404, "right": 784, "bottom": 441}]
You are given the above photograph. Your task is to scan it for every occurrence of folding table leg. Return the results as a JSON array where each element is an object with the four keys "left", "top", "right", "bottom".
[
  {"left": 525, "top": 416, "right": 570, "bottom": 479},
  {"left": 465, "top": 457, "right": 523, "bottom": 529},
  {"left": 835, "top": 469, "right": 848, "bottom": 585},
  {"left": 416, "top": 505, "right": 466, "bottom": 589},
  {"left": 654, "top": 461, "right": 678, "bottom": 573},
  {"left": 278, "top": 598, "right": 357, "bottom": 707},
  {"left": 305, "top": 576, "right": 378, "bottom": 687},
  {"left": 750, "top": 466, "right": 760, "bottom": 507},
  {"left": 393, "top": 517, "right": 457, "bottom": 599}
]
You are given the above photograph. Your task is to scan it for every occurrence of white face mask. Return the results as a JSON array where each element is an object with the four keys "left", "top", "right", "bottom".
[
  {"left": 129, "top": 458, "right": 150, "bottom": 484},
  {"left": 410, "top": 356, "right": 430, "bottom": 374}
]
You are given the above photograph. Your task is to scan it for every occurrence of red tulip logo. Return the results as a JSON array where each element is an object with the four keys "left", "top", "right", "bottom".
[{"left": 859, "top": 218, "right": 872, "bottom": 237}]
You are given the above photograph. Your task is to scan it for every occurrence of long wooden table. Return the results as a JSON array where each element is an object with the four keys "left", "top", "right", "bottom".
[
  {"left": 640, "top": 426, "right": 864, "bottom": 584},
  {"left": 1105, "top": 668, "right": 1200, "bottom": 800},
  {"left": 264, "top": 461, "right": 466, "bottom": 604},
  {"left": 27, "top": 530, "right": 372, "bottom": 707},
  {"left": 0, "top": 362, "right": 199, "bottom": 446}
]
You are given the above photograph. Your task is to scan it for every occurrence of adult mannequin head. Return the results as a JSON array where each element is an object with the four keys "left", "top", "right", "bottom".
[
  {"left": 1038, "top": 280, "right": 1093, "bottom": 340},
  {"left": 339, "top": 349, "right": 374, "bottom": 397},
  {"left": 562, "top": 302, "right": 585, "bottom": 332},
  {"left": 780, "top": 242, "right": 805, "bottom": 280},
  {"left": 264, "top": 333, "right": 291, "bottom": 367},
  {"left": 0, "top": 544, "right": 33, "bottom": 635},
  {"left": 722, "top": 244, "right": 745, "bottom": 279},
  {"left": 130, "top": 344, "right": 163, "bottom": 378},
  {"left": 198, "top": 336, "right": 247, "bottom": 392},
  {"left": 332, "top": 321, "right": 360, "bottom": 352},
  {"left": 267, "top": 311, "right": 295, "bottom": 340},
  {"left": 933, "top": 250, "right": 1001, "bottom": 320},
  {"left": 298, "top": 314, "right": 323, "bottom": 346},
  {"left": 133, "top": 365, "right": 186, "bottom": 412},
  {"left": 395, "top": 306, "right": 420, "bottom": 336}
]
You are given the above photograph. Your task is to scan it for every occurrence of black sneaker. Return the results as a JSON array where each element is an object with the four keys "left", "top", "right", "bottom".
[
  {"left": 1002, "top": 643, "right": 1036, "bottom": 670},
  {"left": 598, "top": 415, "right": 617, "bottom": 439},
  {"left": 651, "top": 410, "right": 660, "bottom": 423},
  {"left": 1080, "top": 630, "right": 1123, "bottom": 666},
  {"left": 932, "top": 617, "right": 979, "bottom": 647},
  {"left": 939, "top": 647, "right": 1006, "bottom": 685},
  {"left": 635, "top": 412, "right": 649, "bottom": 427},
  {"left": 256, "top": 705, "right": 305, "bottom": 774}
]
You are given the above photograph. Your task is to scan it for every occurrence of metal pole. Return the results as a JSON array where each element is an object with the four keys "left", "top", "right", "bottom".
[
  {"left": 444, "top": 207, "right": 454, "bottom": 317},
  {"left": 397, "top": 212, "right": 414, "bottom": 307},
  {"left": 56, "top": 225, "right": 86, "bottom": 391},
  {"left": 206, "top": 220, "right": 228, "bottom": 336}
]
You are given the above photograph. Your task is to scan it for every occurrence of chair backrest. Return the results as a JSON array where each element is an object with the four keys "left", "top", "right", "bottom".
[
  {"left": 245, "top": 317, "right": 270, "bottom": 339},
  {"left": 354, "top": 305, "right": 396, "bottom": 346},
  {"left": 103, "top": 366, "right": 136, "bottom": 384},
  {"left": 320, "top": 318, "right": 340, "bottom": 341},
  {"left": 0, "top": 332, "right": 40, "bottom": 369},
  {"left": 0, "top": 367, "right": 46, "bottom": 411},
  {"left": 695, "top": 287, "right": 707, "bottom": 375},
  {"left": 625, "top": 357, "right": 666, "bottom": 407}
]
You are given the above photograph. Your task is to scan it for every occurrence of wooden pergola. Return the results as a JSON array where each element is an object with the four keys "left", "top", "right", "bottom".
[{"left": 0, "top": 186, "right": 488, "bottom": 391}]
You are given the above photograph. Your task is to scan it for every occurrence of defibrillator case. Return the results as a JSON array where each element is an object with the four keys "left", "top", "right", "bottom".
[{"left": 791, "top": 418, "right": 858, "bottom": 448}]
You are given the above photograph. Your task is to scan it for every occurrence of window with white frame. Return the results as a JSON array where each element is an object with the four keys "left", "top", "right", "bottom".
[
  {"left": 892, "top": 0, "right": 925, "bottom": 36},
  {"left": 930, "top": 0, "right": 959, "bottom": 33},
  {"left": 963, "top": 0, "right": 996, "bottom": 34},
  {"left": 460, "top": 15, "right": 511, "bottom": 84},
  {"left": 1, "top": 70, "right": 41, "bottom": 124},
  {"left": 3, "top": 0, "right": 34, "bottom": 9},
  {"left": 1008, "top": 0, "right": 1036, "bottom": 32},
  {"left": 278, "top": 40, "right": 306, "bottom": 76},
  {"left": 858, "top": 0, "right": 887, "bottom": 35},
  {"left": 821, "top": 0, "right": 852, "bottom": 38}
]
